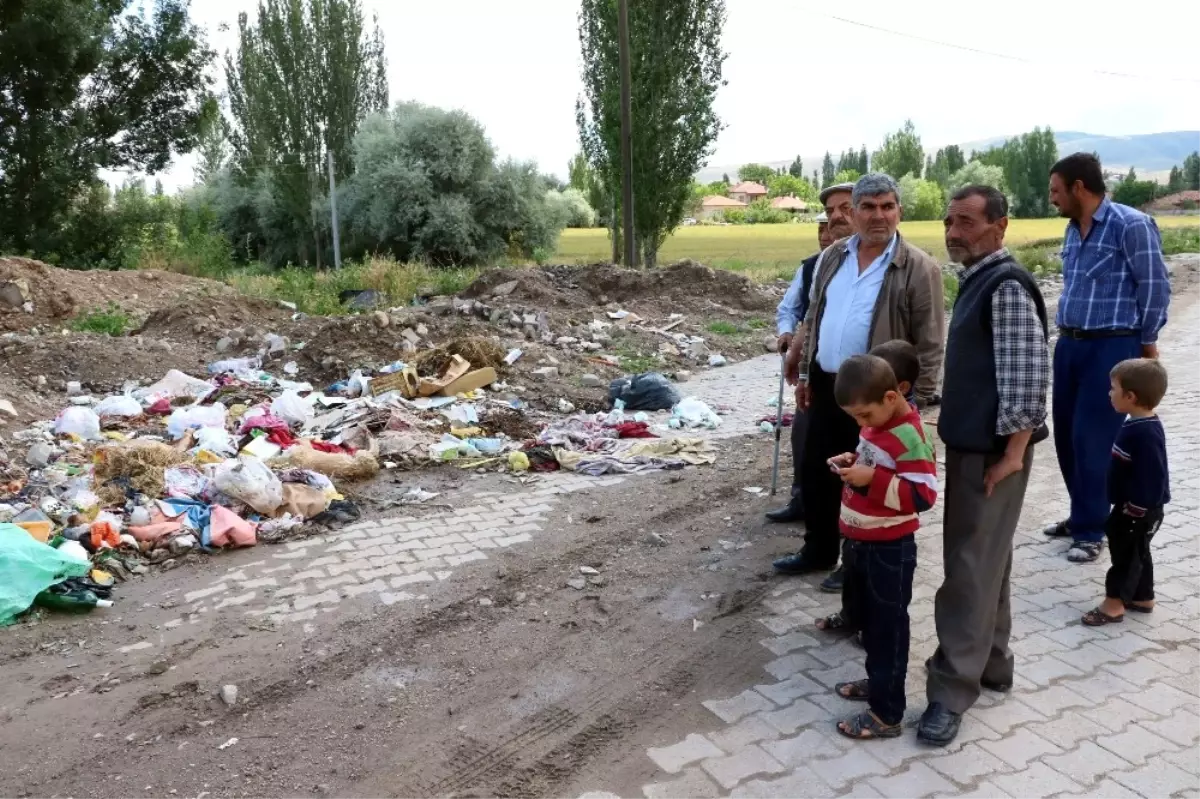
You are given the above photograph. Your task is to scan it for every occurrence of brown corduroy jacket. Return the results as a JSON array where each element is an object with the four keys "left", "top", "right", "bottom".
[{"left": 799, "top": 233, "right": 946, "bottom": 405}]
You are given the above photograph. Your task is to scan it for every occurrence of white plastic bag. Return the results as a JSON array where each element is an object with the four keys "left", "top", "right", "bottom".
[
  {"left": 94, "top": 395, "right": 143, "bottom": 418},
  {"left": 347, "top": 370, "right": 371, "bottom": 398},
  {"left": 133, "top": 369, "right": 214, "bottom": 403},
  {"left": 670, "top": 397, "right": 722, "bottom": 430},
  {"left": 166, "top": 403, "right": 228, "bottom": 440},
  {"left": 270, "top": 390, "right": 312, "bottom": 427},
  {"left": 207, "top": 357, "right": 261, "bottom": 376},
  {"left": 212, "top": 455, "right": 283, "bottom": 515},
  {"left": 54, "top": 407, "right": 101, "bottom": 440},
  {"left": 164, "top": 465, "right": 210, "bottom": 499},
  {"left": 193, "top": 426, "right": 238, "bottom": 456}
]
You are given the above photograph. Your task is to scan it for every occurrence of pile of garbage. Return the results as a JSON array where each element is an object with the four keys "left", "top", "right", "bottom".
[{"left": 0, "top": 324, "right": 727, "bottom": 625}]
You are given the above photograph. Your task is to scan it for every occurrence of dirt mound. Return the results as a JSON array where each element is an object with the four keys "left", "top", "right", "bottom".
[
  {"left": 0, "top": 256, "right": 238, "bottom": 333},
  {"left": 464, "top": 260, "right": 773, "bottom": 312}
]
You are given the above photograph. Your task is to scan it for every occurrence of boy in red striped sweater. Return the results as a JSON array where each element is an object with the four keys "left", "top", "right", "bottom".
[{"left": 827, "top": 354, "right": 939, "bottom": 741}]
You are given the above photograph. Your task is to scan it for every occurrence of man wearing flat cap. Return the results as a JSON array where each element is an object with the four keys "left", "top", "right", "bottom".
[
  {"left": 766, "top": 206, "right": 842, "bottom": 526},
  {"left": 776, "top": 174, "right": 945, "bottom": 600}
]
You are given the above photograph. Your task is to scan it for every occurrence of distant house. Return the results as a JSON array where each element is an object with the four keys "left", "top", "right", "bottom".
[
  {"left": 770, "top": 195, "right": 808, "bottom": 213},
  {"left": 698, "top": 195, "right": 747, "bottom": 220},
  {"left": 729, "top": 181, "right": 768, "bottom": 204},
  {"left": 1148, "top": 190, "right": 1200, "bottom": 213}
]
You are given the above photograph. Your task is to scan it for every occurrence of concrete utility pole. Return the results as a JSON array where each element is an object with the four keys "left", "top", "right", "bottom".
[
  {"left": 617, "top": 0, "right": 636, "bottom": 267},
  {"left": 327, "top": 150, "right": 343, "bottom": 270}
]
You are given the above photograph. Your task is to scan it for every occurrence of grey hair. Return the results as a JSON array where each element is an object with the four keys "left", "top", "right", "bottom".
[{"left": 852, "top": 172, "right": 901, "bottom": 207}]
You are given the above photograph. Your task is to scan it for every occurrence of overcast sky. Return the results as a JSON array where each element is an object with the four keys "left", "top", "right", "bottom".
[{"left": 148, "top": 0, "right": 1200, "bottom": 190}]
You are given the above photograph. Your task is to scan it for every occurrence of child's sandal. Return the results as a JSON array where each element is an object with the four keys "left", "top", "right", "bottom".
[
  {"left": 815, "top": 611, "right": 849, "bottom": 633},
  {"left": 836, "top": 710, "right": 903, "bottom": 740},
  {"left": 1082, "top": 607, "right": 1124, "bottom": 626},
  {"left": 835, "top": 679, "right": 870, "bottom": 701}
]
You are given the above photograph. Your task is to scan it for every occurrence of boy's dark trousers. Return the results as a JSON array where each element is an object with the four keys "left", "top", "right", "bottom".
[
  {"left": 1105, "top": 507, "right": 1163, "bottom": 602},
  {"left": 843, "top": 534, "right": 917, "bottom": 726}
]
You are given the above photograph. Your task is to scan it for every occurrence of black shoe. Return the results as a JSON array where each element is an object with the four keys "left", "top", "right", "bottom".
[
  {"left": 917, "top": 702, "right": 962, "bottom": 747},
  {"left": 772, "top": 553, "right": 834, "bottom": 575},
  {"left": 1043, "top": 520, "right": 1071, "bottom": 538},
  {"left": 765, "top": 501, "right": 804, "bottom": 523},
  {"left": 981, "top": 677, "right": 1012, "bottom": 693},
  {"left": 819, "top": 565, "right": 844, "bottom": 593}
]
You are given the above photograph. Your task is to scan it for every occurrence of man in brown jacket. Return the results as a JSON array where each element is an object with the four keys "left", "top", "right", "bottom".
[{"left": 776, "top": 173, "right": 945, "bottom": 587}]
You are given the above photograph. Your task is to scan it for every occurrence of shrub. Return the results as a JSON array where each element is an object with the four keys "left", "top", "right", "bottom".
[{"left": 71, "top": 304, "right": 131, "bottom": 336}]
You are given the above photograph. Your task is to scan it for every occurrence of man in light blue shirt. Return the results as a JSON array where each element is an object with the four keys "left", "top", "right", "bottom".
[{"left": 775, "top": 173, "right": 945, "bottom": 588}]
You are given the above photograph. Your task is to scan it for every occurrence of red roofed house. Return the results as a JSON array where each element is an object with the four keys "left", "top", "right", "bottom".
[
  {"left": 698, "top": 195, "right": 747, "bottom": 220},
  {"left": 729, "top": 181, "right": 768, "bottom": 204},
  {"left": 770, "top": 195, "right": 809, "bottom": 213}
]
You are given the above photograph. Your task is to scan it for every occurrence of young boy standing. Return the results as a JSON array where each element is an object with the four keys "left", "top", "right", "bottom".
[
  {"left": 827, "top": 354, "right": 938, "bottom": 740},
  {"left": 1083, "top": 358, "right": 1170, "bottom": 626}
]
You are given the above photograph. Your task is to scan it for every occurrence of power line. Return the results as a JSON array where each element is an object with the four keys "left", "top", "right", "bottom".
[{"left": 815, "top": 13, "right": 1200, "bottom": 86}]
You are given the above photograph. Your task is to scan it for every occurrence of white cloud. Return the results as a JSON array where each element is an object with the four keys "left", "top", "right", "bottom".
[{"left": 145, "top": 0, "right": 1200, "bottom": 191}]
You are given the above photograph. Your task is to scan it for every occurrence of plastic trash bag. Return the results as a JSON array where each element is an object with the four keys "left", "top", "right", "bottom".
[
  {"left": 94, "top": 395, "right": 143, "bottom": 418},
  {"left": 212, "top": 455, "right": 284, "bottom": 515},
  {"left": 164, "top": 465, "right": 210, "bottom": 499},
  {"left": 270, "top": 390, "right": 313, "bottom": 427},
  {"left": 54, "top": 407, "right": 101, "bottom": 440},
  {"left": 193, "top": 426, "right": 238, "bottom": 457},
  {"left": 133, "top": 369, "right": 214, "bottom": 404},
  {"left": 608, "top": 372, "right": 681, "bottom": 412},
  {"left": 0, "top": 523, "right": 91, "bottom": 626},
  {"left": 166, "top": 403, "right": 228, "bottom": 440},
  {"left": 670, "top": 397, "right": 722, "bottom": 430},
  {"left": 207, "top": 357, "right": 261, "bottom": 376}
]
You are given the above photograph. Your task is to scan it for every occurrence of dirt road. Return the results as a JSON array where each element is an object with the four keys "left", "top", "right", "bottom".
[{"left": 0, "top": 354, "right": 803, "bottom": 798}]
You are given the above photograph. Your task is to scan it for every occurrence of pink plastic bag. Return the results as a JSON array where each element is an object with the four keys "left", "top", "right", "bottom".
[{"left": 209, "top": 506, "right": 257, "bottom": 548}]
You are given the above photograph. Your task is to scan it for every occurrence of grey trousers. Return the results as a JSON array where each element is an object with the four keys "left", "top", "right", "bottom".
[{"left": 926, "top": 446, "right": 1035, "bottom": 714}]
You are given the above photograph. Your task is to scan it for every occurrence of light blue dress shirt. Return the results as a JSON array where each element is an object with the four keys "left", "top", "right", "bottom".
[{"left": 814, "top": 233, "right": 898, "bottom": 374}]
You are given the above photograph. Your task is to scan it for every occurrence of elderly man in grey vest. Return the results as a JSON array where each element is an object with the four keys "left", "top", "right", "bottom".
[{"left": 918, "top": 185, "right": 1050, "bottom": 747}]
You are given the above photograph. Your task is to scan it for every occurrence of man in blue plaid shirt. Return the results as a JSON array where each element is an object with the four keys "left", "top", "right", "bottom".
[{"left": 1044, "top": 153, "right": 1170, "bottom": 563}]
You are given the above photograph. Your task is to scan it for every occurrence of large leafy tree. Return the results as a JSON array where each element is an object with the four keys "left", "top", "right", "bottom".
[
  {"left": 787, "top": 155, "right": 803, "bottom": 179},
  {"left": 973, "top": 127, "right": 1058, "bottom": 217},
  {"left": 0, "top": 0, "right": 214, "bottom": 257},
  {"left": 1183, "top": 151, "right": 1200, "bottom": 191},
  {"left": 225, "top": 0, "right": 387, "bottom": 267},
  {"left": 737, "top": 163, "right": 775, "bottom": 185},
  {"left": 577, "top": 0, "right": 728, "bottom": 267},
  {"left": 872, "top": 119, "right": 925, "bottom": 180},
  {"left": 821, "top": 152, "right": 835, "bottom": 188}
]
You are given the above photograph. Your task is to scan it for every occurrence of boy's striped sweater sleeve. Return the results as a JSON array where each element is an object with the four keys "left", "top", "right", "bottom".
[{"left": 865, "top": 421, "right": 938, "bottom": 514}]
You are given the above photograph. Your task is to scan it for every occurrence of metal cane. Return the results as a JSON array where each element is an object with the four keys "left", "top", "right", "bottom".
[{"left": 770, "top": 352, "right": 787, "bottom": 496}]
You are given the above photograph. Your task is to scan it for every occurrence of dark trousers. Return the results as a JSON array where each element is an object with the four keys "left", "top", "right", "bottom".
[
  {"left": 799, "top": 368, "right": 861, "bottom": 566},
  {"left": 1105, "top": 507, "right": 1162, "bottom": 602},
  {"left": 927, "top": 447, "right": 1033, "bottom": 713},
  {"left": 844, "top": 535, "right": 916, "bottom": 726},
  {"left": 788, "top": 408, "right": 809, "bottom": 505},
  {"left": 1052, "top": 335, "right": 1141, "bottom": 543}
]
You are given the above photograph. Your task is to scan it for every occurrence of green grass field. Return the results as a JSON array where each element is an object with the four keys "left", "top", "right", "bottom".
[{"left": 555, "top": 217, "right": 1200, "bottom": 282}]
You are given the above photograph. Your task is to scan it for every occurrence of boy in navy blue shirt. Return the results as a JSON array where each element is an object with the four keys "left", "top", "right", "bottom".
[{"left": 1083, "top": 358, "right": 1170, "bottom": 626}]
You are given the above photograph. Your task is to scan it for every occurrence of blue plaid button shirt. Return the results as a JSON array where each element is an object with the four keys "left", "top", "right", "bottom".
[{"left": 1055, "top": 198, "right": 1170, "bottom": 344}]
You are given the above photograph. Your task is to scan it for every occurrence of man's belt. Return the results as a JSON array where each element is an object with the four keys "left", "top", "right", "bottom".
[{"left": 1057, "top": 327, "right": 1138, "bottom": 340}]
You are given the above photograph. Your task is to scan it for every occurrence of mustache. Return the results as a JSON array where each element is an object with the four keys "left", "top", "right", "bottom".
[{"left": 946, "top": 239, "right": 968, "bottom": 250}]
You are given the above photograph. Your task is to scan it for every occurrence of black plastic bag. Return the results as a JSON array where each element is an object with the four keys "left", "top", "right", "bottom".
[{"left": 608, "top": 372, "right": 681, "bottom": 411}]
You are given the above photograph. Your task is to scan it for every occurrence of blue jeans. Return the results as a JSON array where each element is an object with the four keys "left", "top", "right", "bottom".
[
  {"left": 844, "top": 535, "right": 916, "bottom": 726},
  {"left": 1052, "top": 335, "right": 1141, "bottom": 543}
]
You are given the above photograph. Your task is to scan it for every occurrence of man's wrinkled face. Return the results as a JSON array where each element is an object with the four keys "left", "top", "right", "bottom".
[
  {"left": 823, "top": 191, "right": 854, "bottom": 239},
  {"left": 944, "top": 194, "right": 1007, "bottom": 266},
  {"left": 817, "top": 222, "right": 834, "bottom": 249},
  {"left": 853, "top": 193, "right": 901, "bottom": 246}
]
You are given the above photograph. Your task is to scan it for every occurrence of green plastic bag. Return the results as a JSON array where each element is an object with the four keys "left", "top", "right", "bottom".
[{"left": 0, "top": 523, "right": 91, "bottom": 626}]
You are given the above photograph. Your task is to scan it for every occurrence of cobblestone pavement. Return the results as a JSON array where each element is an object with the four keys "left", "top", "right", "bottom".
[{"left": 582, "top": 301, "right": 1200, "bottom": 799}]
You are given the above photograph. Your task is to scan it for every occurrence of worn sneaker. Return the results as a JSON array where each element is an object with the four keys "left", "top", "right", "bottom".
[
  {"left": 1067, "top": 541, "right": 1103, "bottom": 562},
  {"left": 1043, "top": 521, "right": 1072, "bottom": 538}
]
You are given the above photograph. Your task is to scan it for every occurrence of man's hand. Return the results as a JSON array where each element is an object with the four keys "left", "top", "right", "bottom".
[
  {"left": 784, "top": 341, "right": 803, "bottom": 385},
  {"left": 839, "top": 463, "right": 874, "bottom": 488},
  {"left": 794, "top": 380, "right": 811, "bottom": 411},
  {"left": 777, "top": 332, "right": 792, "bottom": 354},
  {"left": 1142, "top": 343, "right": 1159, "bottom": 359},
  {"left": 984, "top": 455, "right": 1024, "bottom": 497}
]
